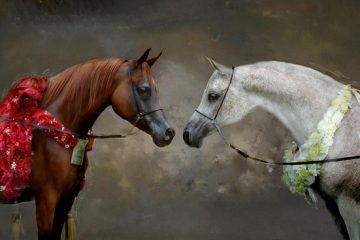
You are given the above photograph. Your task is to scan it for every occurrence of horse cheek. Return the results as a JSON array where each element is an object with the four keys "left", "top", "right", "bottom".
[{"left": 111, "top": 88, "right": 136, "bottom": 121}]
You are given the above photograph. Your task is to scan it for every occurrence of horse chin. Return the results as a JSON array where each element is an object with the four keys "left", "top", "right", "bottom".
[
  {"left": 187, "top": 139, "right": 203, "bottom": 148},
  {"left": 152, "top": 132, "right": 175, "bottom": 147},
  {"left": 153, "top": 138, "right": 172, "bottom": 147},
  {"left": 183, "top": 133, "right": 204, "bottom": 148},
  {"left": 183, "top": 122, "right": 210, "bottom": 148}
]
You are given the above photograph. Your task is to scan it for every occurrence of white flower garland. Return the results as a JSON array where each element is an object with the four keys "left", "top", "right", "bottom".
[{"left": 282, "top": 85, "right": 352, "bottom": 196}]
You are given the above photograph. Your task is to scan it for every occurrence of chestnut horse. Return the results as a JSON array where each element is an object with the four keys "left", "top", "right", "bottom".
[{"left": 1, "top": 49, "right": 175, "bottom": 239}]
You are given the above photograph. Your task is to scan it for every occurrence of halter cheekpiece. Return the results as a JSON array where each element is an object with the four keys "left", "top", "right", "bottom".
[
  {"left": 128, "top": 60, "right": 163, "bottom": 126},
  {"left": 195, "top": 66, "right": 235, "bottom": 121}
]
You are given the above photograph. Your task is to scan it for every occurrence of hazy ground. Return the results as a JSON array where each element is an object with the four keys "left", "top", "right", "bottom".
[{"left": 0, "top": 0, "right": 359, "bottom": 239}]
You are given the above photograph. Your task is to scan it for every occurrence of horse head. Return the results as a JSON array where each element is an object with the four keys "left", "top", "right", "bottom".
[
  {"left": 112, "top": 48, "right": 175, "bottom": 147},
  {"left": 183, "top": 58, "right": 253, "bottom": 148}
]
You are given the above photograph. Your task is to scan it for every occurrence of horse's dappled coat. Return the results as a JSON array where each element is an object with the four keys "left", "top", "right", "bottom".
[
  {"left": 183, "top": 59, "right": 360, "bottom": 240},
  {"left": 0, "top": 77, "right": 92, "bottom": 201}
]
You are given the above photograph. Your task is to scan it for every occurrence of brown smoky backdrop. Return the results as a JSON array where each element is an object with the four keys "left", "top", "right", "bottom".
[{"left": 1, "top": 0, "right": 360, "bottom": 239}]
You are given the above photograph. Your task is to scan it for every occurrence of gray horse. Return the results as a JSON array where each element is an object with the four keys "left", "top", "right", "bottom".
[{"left": 183, "top": 58, "right": 360, "bottom": 240}]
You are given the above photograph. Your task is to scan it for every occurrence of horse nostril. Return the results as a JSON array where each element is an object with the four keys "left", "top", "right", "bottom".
[
  {"left": 183, "top": 130, "right": 190, "bottom": 144},
  {"left": 165, "top": 128, "right": 176, "bottom": 139}
]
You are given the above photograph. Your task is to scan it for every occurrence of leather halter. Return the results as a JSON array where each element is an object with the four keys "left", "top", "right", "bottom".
[
  {"left": 128, "top": 61, "right": 163, "bottom": 126},
  {"left": 195, "top": 66, "right": 235, "bottom": 121}
]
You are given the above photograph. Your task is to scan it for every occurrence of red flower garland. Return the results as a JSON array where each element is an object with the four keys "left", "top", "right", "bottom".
[{"left": 0, "top": 77, "right": 93, "bottom": 201}]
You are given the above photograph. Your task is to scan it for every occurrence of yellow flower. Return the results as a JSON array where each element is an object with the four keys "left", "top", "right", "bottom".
[
  {"left": 308, "top": 145, "right": 319, "bottom": 160},
  {"left": 326, "top": 125, "right": 337, "bottom": 136},
  {"left": 340, "top": 102, "right": 349, "bottom": 112},
  {"left": 331, "top": 98, "right": 343, "bottom": 108},
  {"left": 309, "top": 132, "right": 322, "bottom": 143}
]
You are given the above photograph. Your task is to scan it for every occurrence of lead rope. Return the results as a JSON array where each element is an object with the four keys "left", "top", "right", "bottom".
[
  {"left": 212, "top": 106, "right": 360, "bottom": 166},
  {"left": 0, "top": 115, "right": 138, "bottom": 139},
  {"left": 214, "top": 120, "right": 360, "bottom": 165}
]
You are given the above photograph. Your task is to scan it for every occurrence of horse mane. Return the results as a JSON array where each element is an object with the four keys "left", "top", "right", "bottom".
[{"left": 42, "top": 58, "right": 126, "bottom": 114}]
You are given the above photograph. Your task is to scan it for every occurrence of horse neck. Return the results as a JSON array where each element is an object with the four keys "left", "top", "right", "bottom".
[
  {"left": 240, "top": 62, "right": 344, "bottom": 144},
  {"left": 43, "top": 60, "right": 123, "bottom": 136},
  {"left": 45, "top": 79, "right": 113, "bottom": 136}
]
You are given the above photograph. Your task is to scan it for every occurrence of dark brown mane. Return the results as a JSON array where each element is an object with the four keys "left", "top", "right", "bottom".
[{"left": 42, "top": 58, "right": 126, "bottom": 113}]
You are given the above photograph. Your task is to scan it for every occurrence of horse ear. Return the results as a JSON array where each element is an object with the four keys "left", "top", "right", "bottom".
[
  {"left": 206, "top": 57, "right": 232, "bottom": 75},
  {"left": 147, "top": 52, "right": 162, "bottom": 67},
  {"left": 138, "top": 48, "right": 152, "bottom": 64}
]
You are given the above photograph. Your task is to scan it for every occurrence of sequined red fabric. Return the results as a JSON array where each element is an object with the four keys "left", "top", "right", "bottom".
[{"left": 0, "top": 77, "right": 92, "bottom": 201}]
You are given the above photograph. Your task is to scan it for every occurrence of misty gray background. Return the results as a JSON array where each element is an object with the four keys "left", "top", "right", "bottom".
[{"left": 1, "top": 0, "right": 360, "bottom": 239}]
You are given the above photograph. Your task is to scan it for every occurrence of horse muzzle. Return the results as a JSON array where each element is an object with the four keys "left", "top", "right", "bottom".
[
  {"left": 183, "top": 119, "right": 212, "bottom": 148},
  {"left": 149, "top": 116, "right": 175, "bottom": 147},
  {"left": 153, "top": 127, "right": 175, "bottom": 147}
]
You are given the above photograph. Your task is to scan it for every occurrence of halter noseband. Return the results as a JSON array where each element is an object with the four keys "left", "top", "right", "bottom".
[
  {"left": 195, "top": 66, "right": 235, "bottom": 122},
  {"left": 128, "top": 62, "right": 163, "bottom": 126}
]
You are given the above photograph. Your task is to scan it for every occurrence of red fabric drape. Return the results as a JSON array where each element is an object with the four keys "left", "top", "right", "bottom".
[{"left": 0, "top": 77, "right": 92, "bottom": 201}]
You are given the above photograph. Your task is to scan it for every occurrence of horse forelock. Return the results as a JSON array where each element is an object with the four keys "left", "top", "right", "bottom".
[
  {"left": 143, "top": 63, "right": 158, "bottom": 91},
  {"left": 131, "top": 62, "right": 158, "bottom": 91},
  {"left": 42, "top": 58, "right": 126, "bottom": 114}
]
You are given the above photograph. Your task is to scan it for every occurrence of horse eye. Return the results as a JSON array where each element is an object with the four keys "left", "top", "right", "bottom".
[
  {"left": 208, "top": 92, "right": 220, "bottom": 102},
  {"left": 137, "top": 86, "right": 151, "bottom": 97}
]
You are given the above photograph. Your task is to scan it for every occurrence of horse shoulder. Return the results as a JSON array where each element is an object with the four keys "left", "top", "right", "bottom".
[{"left": 319, "top": 98, "right": 360, "bottom": 201}]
